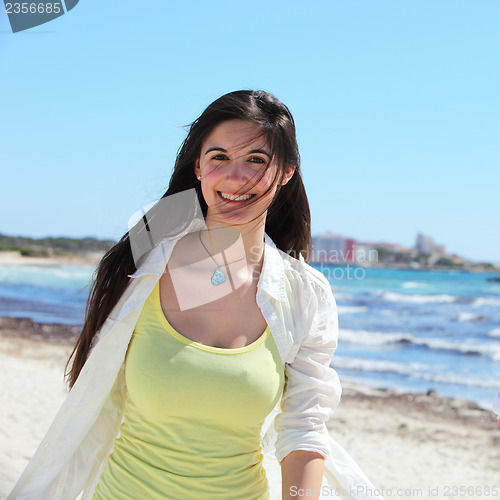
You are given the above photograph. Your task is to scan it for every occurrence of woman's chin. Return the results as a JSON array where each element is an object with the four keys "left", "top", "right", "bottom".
[{"left": 206, "top": 210, "right": 264, "bottom": 227}]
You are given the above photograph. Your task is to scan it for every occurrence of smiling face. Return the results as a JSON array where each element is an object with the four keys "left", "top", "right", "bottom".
[{"left": 194, "top": 119, "right": 294, "bottom": 228}]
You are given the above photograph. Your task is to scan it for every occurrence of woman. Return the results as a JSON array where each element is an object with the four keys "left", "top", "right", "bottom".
[{"left": 8, "top": 90, "right": 383, "bottom": 500}]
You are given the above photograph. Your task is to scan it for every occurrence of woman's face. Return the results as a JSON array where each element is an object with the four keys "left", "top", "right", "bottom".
[{"left": 194, "top": 119, "right": 294, "bottom": 227}]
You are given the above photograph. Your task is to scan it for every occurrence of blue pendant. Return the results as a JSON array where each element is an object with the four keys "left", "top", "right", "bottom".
[{"left": 211, "top": 267, "right": 226, "bottom": 286}]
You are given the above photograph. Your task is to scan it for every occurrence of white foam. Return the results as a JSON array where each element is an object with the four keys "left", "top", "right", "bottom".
[
  {"left": 333, "top": 356, "right": 430, "bottom": 374},
  {"left": 333, "top": 356, "right": 499, "bottom": 389},
  {"left": 375, "top": 290, "right": 456, "bottom": 304},
  {"left": 332, "top": 292, "right": 354, "bottom": 301},
  {"left": 489, "top": 328, "right": 500, "bottom": 338},
  {"left": 455, "top": 312, "right": 487, "bottom": 323},
  {"left": 472, "top": 296, "right": 500, "bottom": 308},
  {"left": 379, "top": 309, "right": 404, "bottom": 316},
  {"left": 336, "top": 305, "right": 368, "bottom": 314},
  {"left": 410, "top": 337, "right": 500, "bottom": 361},
  {"left": 402, "top": 281, "right": 432, "bottom": 289},
  {"left": 340, "top": 328, "right": 500, "bottom": 360},
  {"left": 340, "top": 328, "right": 413, "bottom": 346},
  {"left": 0, "top": 265, "right": 94, "bottom": 287}
]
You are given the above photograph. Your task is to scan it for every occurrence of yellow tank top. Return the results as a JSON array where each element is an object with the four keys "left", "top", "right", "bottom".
[{"left": 93, "top": 281, "right": 285, "bottom": 500}]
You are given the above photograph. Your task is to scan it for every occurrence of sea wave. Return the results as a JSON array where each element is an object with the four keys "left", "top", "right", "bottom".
[
  {"left": 379, "top": 309, "right": 408, "bottom": 316},
  {"left": 340, "top": 328, "right": 500, "bottom": 361},
  {"left": 332, "top": 292, "right": 354, "bottom": 301},
  {"left": 333, "top": 356, "right": 500, "bottom": 389},
  {"left": 0, "top": 265, "right": 93, "bottom": 287},
  {"left": 489, "top": 328, "right": 500, "bottom": 338},
  {"left": 340, "top": 328, "right": 413, "bottom": 346},
  {"left": 454, "top": 312, "right": 488, "bottom": 323},
  {"left": 337, "top": 305, "right": 368, "bottom": 314},
  {"left": 373, "top": 290, "right": 457, "bottom": 304},
  {"left": 401, "top": 281, "right": 432, "bottom": 289},
  {"left": 472, "top": 297, "right": 500, "bottom": 308}
]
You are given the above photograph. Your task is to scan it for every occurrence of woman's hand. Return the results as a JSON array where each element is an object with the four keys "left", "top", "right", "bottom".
[{"left": 281, "top": 449, "right": 325, "bottom": 500}]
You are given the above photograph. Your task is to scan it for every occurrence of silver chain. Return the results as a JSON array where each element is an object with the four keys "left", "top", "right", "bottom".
[{"left": 198, "top": 230, "right": 264, "bottom": 268}]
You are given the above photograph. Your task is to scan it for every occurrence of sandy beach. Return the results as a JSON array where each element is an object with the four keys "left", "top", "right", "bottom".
[{"left": 1, "top": 316, "right": 499, "bottom": 500}]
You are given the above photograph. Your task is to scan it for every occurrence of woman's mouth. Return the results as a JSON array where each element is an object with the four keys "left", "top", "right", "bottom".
[{"left": 217, "top": 191, "right": 256, "bottom": 203}]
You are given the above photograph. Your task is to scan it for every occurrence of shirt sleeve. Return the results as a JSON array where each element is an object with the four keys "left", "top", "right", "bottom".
[{"left": 274, "top": 284, "right": 342, "bottom": 464}]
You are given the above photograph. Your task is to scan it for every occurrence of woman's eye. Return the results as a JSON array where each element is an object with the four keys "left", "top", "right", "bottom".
[
  {"left": 212, "top": 154, "right": 228, "bottom": 161},
  {"left": 248, "top": 156, "right": 266, "bottom": 164}
]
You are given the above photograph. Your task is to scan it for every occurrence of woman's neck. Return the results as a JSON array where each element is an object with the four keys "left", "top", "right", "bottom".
[{"left": 201, "top": 217, "right": 267, "bottom": 275}]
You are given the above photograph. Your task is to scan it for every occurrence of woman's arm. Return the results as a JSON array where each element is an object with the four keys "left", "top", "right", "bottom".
[
  {"left": 274, "top": 283, "right": 341, "bottom": 464},
  {"left": 281, "top": 450, "right": 325, "bottom": 500}
]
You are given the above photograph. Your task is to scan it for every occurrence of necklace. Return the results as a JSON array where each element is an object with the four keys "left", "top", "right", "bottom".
[{"left": 198, "top": 230, "right": 265, "bottom": 286}]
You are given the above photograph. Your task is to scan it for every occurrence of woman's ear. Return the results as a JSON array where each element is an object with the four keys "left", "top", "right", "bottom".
[
  {"left": 281, "top": 165, "right": 296, "bottom": 186},
  {"left": 194, "top": 159, "right": 200, "bottom": 179}
]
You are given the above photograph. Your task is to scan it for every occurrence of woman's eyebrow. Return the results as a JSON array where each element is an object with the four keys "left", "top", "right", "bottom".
[
  {"left": 248, "top": 148, "right": 271, "bottom": 158},
  {"left": 204, "top": 147, "right": 271, "bottom": 158},
  {"left": 205, "top": 147, "right": 227, "bottom": 155}
]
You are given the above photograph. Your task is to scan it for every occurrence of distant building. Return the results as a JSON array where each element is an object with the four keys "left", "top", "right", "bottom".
[
  {"left": 354, "top": 243, "right": 379, "bottom": 263},
  {"left": 311, "top": 232, "right": 344, "bottom": 263},
  {"left": 344, "top": 238, "right": 356, "bottom": 262},
  {"left": 311, "top": 232, "right": 455, "bottom": 266},
  {"left": 416, "top": 233, "right": 445, "bottom": 255},
  {"left": 311, "top": 232, "right": 355, "bottom": 263},
  {"left": 416, "top": 233, "right": 434, "bottom": 254}
]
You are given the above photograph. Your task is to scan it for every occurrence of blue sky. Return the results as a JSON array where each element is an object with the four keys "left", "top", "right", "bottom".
[{"left": 1, "top": 1, "right": 498, "bottom": 262}]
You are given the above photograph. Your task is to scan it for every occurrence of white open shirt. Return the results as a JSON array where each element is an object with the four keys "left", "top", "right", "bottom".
[{"left": 8, "top": 217, "right": 383, "bottom": 500}]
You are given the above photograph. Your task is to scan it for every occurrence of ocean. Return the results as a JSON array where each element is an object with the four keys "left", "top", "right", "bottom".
[
  {"left": 0, "top": 262, "right": 499, "bottom": 409},
  {"left": 316, "top": 264, "right": 500, "bottom": 410}
]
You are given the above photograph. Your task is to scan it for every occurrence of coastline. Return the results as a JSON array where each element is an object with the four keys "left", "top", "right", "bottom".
[
  {"left": 0, "top": 250, "right": 104, "bottom": 267},
  {"left": 311, "top": 259, "right": 499, "bottom": 274},
  {"left": 1, "top": 250, "right": 498, "bottom": 275},
  {"left": 1, "top": 316, "right": 499, "bottom": 499}
]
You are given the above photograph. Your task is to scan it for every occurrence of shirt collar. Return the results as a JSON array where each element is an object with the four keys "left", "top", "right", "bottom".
[
  {"left": 129, "top": 223, "right": 287, "bottom": 304},
  {"left": 127, "top": 217, "right": 205, "bottom": 279}
]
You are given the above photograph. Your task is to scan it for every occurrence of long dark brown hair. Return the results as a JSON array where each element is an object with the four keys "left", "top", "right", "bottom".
[{"left": 66, "top": 90, "right": 311, "bottom": 388}]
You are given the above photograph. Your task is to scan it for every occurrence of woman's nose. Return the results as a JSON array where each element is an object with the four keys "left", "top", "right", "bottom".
[{"left": 225, "top": 158, "right": 248, "bottom": 182}]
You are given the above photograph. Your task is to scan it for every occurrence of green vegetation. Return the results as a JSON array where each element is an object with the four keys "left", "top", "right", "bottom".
[
  {"left": 415, "top": 252, "right": 430, "bottom": 265},
  {"left": 394, "top": 252, "right": 413, "bottom": 264},
  {"left": 374, "top": 247, "right": 393, "bottom": 262},
  {"left": 0, "top": 233, "right": 115, "bottom": 257},
  {"left": 435, "top": 256, "right": 463, "bottom": 267},
  {"left": 475, "top": 262, "right": 494, "bottom": 269}
]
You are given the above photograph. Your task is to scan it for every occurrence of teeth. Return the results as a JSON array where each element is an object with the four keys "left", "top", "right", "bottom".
[{"left": 219, "top": 192, "right": 253, "bottom": 201}]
